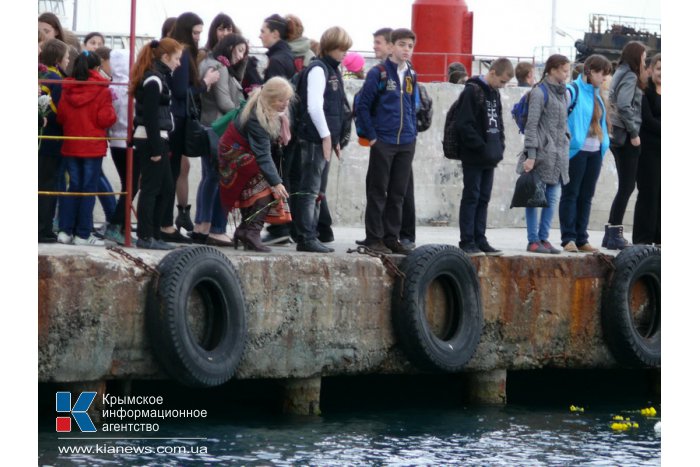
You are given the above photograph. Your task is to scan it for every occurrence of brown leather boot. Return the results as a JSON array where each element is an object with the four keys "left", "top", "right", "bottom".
[{"left": 234, "top": 196, "right": 272, "bottom": 252}]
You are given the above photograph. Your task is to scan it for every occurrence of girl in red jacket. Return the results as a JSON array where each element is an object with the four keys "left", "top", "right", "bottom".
[{"left": 56, "top": 51, "right": 116, "bottom": 246}]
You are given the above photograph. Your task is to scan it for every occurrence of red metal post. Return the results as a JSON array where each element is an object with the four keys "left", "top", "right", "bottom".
[{"left": 124, "top": 0, "right": 137, "bottom": 246}]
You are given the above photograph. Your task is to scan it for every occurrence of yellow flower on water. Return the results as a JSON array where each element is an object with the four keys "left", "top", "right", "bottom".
[
  {"left": 632, "top": 422, "right": 639, "bottom": 428},
  {"left": 611, "top": 423, "right": 630, "bottom": 431},
  {"left": 569, "top": 405, "right": 584, "bottom": 413},
  {"left": 613, "top": 415, "right": 624, "bottom": 421}
]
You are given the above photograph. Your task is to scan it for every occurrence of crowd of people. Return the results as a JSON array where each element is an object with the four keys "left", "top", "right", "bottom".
[{"left": 38, "top": 10, "right": 660, "bottom": 255}]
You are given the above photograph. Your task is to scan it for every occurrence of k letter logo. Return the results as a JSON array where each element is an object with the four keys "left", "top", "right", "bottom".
[{"left": 56, "top": 391, "right": 97, "bottom": 432}]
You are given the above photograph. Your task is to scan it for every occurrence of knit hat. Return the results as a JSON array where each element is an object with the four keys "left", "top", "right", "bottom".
[{"left": 343, "top": 52, "right": 365, "bottom": 73}]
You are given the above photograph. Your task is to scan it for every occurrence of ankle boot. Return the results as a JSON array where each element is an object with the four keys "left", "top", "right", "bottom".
[
  {"left": 234, "top": 197, "right": 272, "bottom": 252},
  {"left": 176, "top": 204, "right": 194, "bottom": 232},
  {"left": 601, "top": 224, "right": 610, "bottom": 248},
  {"left": 606, "top": 225, "right": 631, "bottom": 250}
]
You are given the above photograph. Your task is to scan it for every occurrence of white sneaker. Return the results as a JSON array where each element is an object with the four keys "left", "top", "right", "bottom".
[
  {"left": 73, "top": 234, "right": 105, "bottom": 246},
  {"left": 57, "top": 231, "right": 73, "bottom": 244}
]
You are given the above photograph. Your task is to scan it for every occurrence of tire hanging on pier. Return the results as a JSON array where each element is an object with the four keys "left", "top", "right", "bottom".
[
  {"left": 601, "top": 245, "right": 660, "bottom": 367},
  {"left": 391, "top": 244, "right": 483, "bottom": 372},
  {"left": 146, "top": 246, "right": 247, "bottom": 387}
]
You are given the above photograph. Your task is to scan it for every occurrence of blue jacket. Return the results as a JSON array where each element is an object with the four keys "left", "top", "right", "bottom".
[
  {"left": 355, "top": 59, "right": 418, "bottom": 145},
  {"left": 567, "top": 75, "right": 609, "bottom": 158}
]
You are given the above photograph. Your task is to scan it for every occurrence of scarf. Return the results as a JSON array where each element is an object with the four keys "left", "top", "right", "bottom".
[{"left": 278, "top": 112, "right": 291, "bottom": 146}]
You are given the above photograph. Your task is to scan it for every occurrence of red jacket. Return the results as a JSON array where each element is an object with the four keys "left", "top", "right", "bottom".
[{"left": 57, "top": 70, "right": 117, "bottom": 157}]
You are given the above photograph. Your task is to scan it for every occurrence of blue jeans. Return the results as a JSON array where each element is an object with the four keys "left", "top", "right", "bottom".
[
  {"left": 194, "top": 150, "right": 227, "bottom": 234},
  {"left": 526, "top": 182, "right": 561, "bottom": 244},
  {"left": 59, "top": 157, "right": 103, "bottom": 239},
  {"left": 293, "top": 140, "right": 328, "bottom": 243},
  {"left": 559, "top": 150, "right": 602, "bottom": 246}
]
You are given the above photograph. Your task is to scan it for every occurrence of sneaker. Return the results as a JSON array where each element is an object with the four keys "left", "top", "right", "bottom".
[
  {"left": 563, "top": 241, "right": 579, "bottom": 253},
  {"left": 261, "top": 233, "right": 292, "bottom": 245},
  {"left": 73, "top": 234, "right": 105, "bottom": 246},
  {"left": 385, "top": 239, "right": 412, "bottom": 255},
  {"left": 541, "top": 240, "right": 561, "bottom": 254},
  {"left": 104, "top": 224, "right": 125, "bottom": 245},
  {"left": 400, "top": 238, "right": 416, "bottom": 250},
  {"left": 577, "top": 243, "right": 598, "bottom": 253},
  {"left": 137, "top": 237, "right": 175, "bottom": 250},
  {"left": 364, "top": 241, "right": 392, "bottom": 254},
  {"left": 460, "top": 242, "right": 486, "bottom": 257},
  {"left": 478, "top": 241, "right": 503, "bottom": 256},
  {"left": 57, "top": 231, "right": 73, "bottom": 244},
  {"left": 526, "top": 241, "right": 549, "bottom": 254}
]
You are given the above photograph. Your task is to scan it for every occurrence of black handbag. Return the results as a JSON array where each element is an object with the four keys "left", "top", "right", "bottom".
[
  {"left": 184, "top": 89, "right": 209, "bottom": 158},
  {"left": 510, "top": 171, "right": 548, "bottom": 208}
]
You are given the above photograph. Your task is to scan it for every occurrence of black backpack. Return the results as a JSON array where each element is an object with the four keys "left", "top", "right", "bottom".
[
  {"left": 442, "top": 82, "right": 484, "bottom": 160},
  {"left": 416, "top": 83, "right": 433, "bottom": 132}
]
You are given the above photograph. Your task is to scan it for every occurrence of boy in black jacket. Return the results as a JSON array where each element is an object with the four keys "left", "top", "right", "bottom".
[{"left": 455, "top": 58, "right": 513, "bottom": 256}]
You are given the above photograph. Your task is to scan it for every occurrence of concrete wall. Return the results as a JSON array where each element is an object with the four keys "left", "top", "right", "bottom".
[
  {"left": 38, "top": 246, "right": 619, "bottom": 383},
  {"left": 98, "top": 82, "right": 634, "bottom": 230}
]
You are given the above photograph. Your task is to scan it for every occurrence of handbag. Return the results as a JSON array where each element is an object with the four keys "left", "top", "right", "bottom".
[{"left": 184, "top": 89, "right": 210, "bottom": 157}]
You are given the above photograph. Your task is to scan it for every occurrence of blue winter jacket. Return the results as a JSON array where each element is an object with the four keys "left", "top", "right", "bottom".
[
  {"left": 355, "top": 58, "right": 418, "bottom": 145},
  {"left": 567, "top": 75, "right": 610, "bottom": 158}
]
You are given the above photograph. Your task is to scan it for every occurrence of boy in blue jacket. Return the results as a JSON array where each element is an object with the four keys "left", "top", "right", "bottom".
[{"left": 355, "top": 28, "right": 418, "bottom": 255}]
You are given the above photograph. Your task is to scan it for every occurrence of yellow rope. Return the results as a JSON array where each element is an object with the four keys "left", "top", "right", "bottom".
[
  {"left": 38, "top": 191, "right": 127, "bottom": 196},
  {"left": 37, "top": 135, "right": 128, "bottom": 141}
]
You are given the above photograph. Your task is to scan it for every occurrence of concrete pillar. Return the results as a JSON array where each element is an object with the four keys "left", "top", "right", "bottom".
[
  {"left": 281, "top": 377, "right": 322, "bottom": 416},
  {"left": 67, "top": 380, "right": 107, "bottom": 423},
  {"left": 465, "top": 370, "right": 507, "bottom": 405}
]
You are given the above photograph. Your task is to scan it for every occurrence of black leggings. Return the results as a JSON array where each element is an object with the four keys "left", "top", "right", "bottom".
[{"left": 608, "top": 137, "right": 641, "bottom": 225}]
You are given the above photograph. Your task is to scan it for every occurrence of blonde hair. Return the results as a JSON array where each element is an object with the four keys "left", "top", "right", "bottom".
[
  {"left": 319, "top": 26, "right": 352, "bottom": 56},
  {"left": 239, "top": 77, "right": 294, "bottom": 137}
]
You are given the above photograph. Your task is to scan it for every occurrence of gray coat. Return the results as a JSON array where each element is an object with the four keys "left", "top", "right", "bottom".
[
  {"left": 198, "top": 56, "right": 244, "bottom": 126},
  {"left": 608, "top": 63, "right": 643, "bottom": 142},
  {"left": 519, "top": 80, "right": 570, "bottom": 185}
]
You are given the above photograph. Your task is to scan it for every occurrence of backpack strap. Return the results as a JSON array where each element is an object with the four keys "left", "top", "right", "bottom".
[
  {"left": 567, "top": 82, "right": 579, "bottom": 114},
  {"left": 375, "top": 63, "right": 388, "bottom": 91},
  {"left": 538, "top": 82, "right": 549, "bottom": 107}
]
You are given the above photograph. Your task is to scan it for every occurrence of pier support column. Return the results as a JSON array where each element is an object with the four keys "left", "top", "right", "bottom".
[
  {"left": 465, "top": 370, "right": 507, "bottom": 405},
  {"left": 281, "top": 377, "right": 322, "bottom": 416}
]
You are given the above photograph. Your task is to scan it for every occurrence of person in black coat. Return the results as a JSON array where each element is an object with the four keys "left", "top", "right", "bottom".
[
  {"left": 259, "top": 14, "right": 296, "bottom": 81},
  {"left": 454, "top": 58, "right": 513, "bottom": 257},
  {"left": 633, "top": 53, "right": 661, "bottom": 245}
]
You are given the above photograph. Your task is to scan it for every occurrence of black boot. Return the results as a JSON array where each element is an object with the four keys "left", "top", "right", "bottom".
[
  {"left": 601, "top": 224, "right": 610, "bottom": 249},
  {"left": 606, "top": 225, "right": 630, "bottom": 250},
  {"left": 176, "top": 204, "right": 194, "bottom": 232}
]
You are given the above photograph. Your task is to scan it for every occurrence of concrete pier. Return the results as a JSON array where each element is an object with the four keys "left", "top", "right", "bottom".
[{"left": 39, "top": 227, "right": 640, "bottom": 394}]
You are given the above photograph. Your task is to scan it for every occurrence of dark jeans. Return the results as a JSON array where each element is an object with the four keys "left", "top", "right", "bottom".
[
  {"left": 137, "top": 139, "right": 173, "bottom": 240},
  {"left": 194, "top": 143, "right": 228, "bottom": 235},
  {"left": 400, "top": 171, "right": 416, "bottom": 242},
  {"left": 364, "top": 140, "right": 416, "bottom": 243},
  {"left": 559, "top": 150, "right": 603, "bottom": 246},
  {"left": 633, "top": 147, "right": 661, "bottom": 244},
  {"left": 459, "top": 165, "right": 494, "bottom": 245},
  {"left": 293, "top": 139, "right": 329, "bottom": 243},
  {"left": 98, "top": 171, "right": 116, "bottom": 221},
  {"left": 608, "top": 136, "right": 641, "bottom": 225},
  {"left": 162, "top": 116, "right": 185, "bottom": 228},
  {"left": 59, "top": 156, "right": 103, "bottom": 239},
  {"left": 38, "top": 154, "right": 61, "bottom": 237},
  {"left": 109, "top": 147, "right": 141, "bottom": 228}
]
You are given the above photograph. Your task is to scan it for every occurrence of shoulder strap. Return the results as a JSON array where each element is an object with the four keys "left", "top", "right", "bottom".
[
  {"left": 375, "top": 63, "right": 388, "bottom": 91},
  {"left": 538, "top": 82, "right": 549, "bottom": 107},
  {"left": 568, "top": 82, "right": 579, "bottom": 114}
]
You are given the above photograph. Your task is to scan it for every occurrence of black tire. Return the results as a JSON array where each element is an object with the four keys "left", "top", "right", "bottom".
[
  {"left": 146, "top": 246, "right": 247, "bottom": 387},
  {"left": 391, "top": 244, "right": 483, "bottom": 372},
  {"left": 602, "top": 245, "right": 661, "bottom": 367}
]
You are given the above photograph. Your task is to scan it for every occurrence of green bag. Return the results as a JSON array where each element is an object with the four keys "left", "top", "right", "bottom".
[{"left": 211, "top": 106, "right": 242, "bottom": 137}]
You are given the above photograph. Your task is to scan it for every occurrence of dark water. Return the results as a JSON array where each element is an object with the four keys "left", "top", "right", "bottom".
[{"left": 38, "top": 405, "right": 660, "bottom": 466}]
